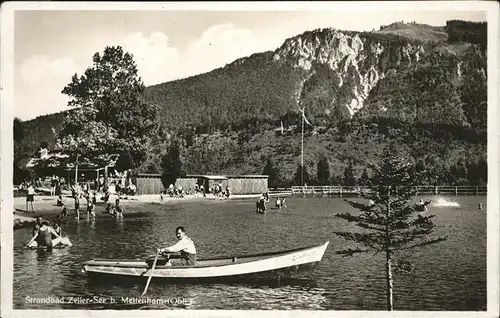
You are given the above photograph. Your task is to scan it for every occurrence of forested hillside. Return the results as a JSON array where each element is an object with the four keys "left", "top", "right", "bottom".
[{"left": 14, "top": 20, "right": 488, "bottom": 186}]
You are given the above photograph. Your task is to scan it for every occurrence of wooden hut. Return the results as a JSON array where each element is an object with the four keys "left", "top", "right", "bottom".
[{"left": 131, "top": 173, "right": 269, "bottom": 195}]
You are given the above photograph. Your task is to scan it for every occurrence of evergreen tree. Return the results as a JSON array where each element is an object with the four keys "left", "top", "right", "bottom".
[
  {"left": 343, "top": 161, "right": 357, "bottom": 185},
  {"left": 359, "top": 168, "right": 370, "bottom": 186},
  {"left": 160, "top": 140, "right": 185, "bottom": 188},
  {"left": 292, "top": 164, "right": 310, "bottom": 186},
  {"left": 317, "top": 156, "right": 330, "bottom": 185},
  {"left": 263, "top": 158, "right": 280, "bottom": 188},
  {"left": 334, "top": 144, "right": 447, "bottom": 310}
]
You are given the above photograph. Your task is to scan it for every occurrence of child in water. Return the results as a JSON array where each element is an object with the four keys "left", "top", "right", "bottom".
[{"left": 87, "top": 200, "right": 96, "bottom": 219}]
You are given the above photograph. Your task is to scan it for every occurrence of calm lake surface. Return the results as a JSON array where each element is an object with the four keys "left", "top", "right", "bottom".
[{"left": 13, "top": 196, "right": 487, "bottom": 310}]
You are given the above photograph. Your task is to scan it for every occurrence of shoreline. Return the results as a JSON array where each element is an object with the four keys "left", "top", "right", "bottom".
[{"left": 12, "top": 192, "right": 292, "bottom": 225}]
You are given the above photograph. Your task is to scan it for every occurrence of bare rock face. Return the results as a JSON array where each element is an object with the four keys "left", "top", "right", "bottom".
[{"left": 273, "top": 29, "right": 425, "bottom": 120}]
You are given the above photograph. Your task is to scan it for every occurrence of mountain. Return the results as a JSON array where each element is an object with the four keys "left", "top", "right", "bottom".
[{"left": 14, "top": 20, "right": 488, "bottom": 186}]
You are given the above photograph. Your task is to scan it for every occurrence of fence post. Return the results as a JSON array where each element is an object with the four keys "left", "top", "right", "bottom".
[
  {"left": 435, "top": 186, "right": 438, "bottom": 195},
  {"left": 340, "top": 186, "right": 343, "bottom": 198},
  {"left": 455, "top": 187, "right": 458, "bottom": 196},
  {"left": 475, "top": 186, "right": 478, "bottom": 196}
]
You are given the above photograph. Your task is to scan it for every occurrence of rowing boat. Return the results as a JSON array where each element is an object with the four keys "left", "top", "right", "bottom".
[{"left": 82, "top": 241, "right": 329, "bottom": 282}]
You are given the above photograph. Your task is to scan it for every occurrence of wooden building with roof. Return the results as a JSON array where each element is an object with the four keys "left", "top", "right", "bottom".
[{"left": 132, "top": 173, "right": 268, "bottom": 195}]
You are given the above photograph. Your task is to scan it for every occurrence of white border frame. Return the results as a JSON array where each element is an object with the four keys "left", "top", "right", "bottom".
[{"left": 1, "top": 2, "right": 498, "bottom": 318}]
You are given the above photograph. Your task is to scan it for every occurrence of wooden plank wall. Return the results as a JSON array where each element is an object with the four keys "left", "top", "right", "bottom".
[
  {"left": 176, "top": 178, "right": 198, "bottom": 192},
  {"left": 228, "top": 178, "right": 268, "bottom": 194},
  {"left": 133, "top": 176, "right": 164, "bottom": 195}
]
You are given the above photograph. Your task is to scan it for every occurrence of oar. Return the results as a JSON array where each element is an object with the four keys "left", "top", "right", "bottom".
[{"left": 141, "top": 249, "right": 160, "bottom": 296}]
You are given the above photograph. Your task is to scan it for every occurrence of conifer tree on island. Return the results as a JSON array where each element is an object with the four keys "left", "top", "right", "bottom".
[
  {"left": 334, "top": 144, "right": 448, "bottom": 311},
  {"left": 55, "top": 46, "right": 159, "bottom": 172}
]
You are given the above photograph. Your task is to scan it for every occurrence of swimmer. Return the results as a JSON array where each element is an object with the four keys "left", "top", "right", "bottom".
[{"left": 25, "top": 220, "right": 61, "bottom": 251}]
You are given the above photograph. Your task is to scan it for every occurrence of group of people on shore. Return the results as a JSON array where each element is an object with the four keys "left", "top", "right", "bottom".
[{"left": 210, "top": 183, "right": 231, "bottom": 199}]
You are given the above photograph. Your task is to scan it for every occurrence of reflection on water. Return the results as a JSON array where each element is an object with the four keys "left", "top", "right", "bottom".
[{"left": 13, "top": 196, "right": 486, "bottom": 310}]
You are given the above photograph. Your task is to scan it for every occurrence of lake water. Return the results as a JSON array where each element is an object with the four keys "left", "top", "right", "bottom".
[{"left": 13, "top": 196, "right": 487, "bottom": 311}]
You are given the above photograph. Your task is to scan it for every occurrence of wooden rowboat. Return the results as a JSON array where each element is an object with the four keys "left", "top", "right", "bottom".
[{"left": 82, "top": 241, "right": 329, "bottom": 283}]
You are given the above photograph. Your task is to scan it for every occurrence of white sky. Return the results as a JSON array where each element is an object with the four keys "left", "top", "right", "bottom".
[{"left": 11, "top": 3, "right": 487, "bottom": 121}]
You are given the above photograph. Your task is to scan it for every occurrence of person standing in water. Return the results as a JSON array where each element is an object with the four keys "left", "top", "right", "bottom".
[
  {"left": 115, "top": 199, "right": 125, "bottom": 219},
  {"left": 87, "top": 199, "right": 96, "bottom": 219},
  {"left": 25, "top": 220, "right": 61, "bottom": 251},
  {"left": 53, "top": 222, "right": 61, "bottom": 236},
  {"left": 32, "top": 217, "right": 43, "bottom": 237},
  {"left": 74, "top": 194, "right": 81, "bottom": 219}
]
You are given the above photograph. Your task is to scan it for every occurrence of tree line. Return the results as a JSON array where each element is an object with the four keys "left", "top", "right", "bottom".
[{"left": 261, "top": 155, "right": 486, "bottom": 188}]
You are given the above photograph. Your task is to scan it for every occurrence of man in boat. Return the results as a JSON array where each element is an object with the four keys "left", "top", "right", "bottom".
[
  {"left": 158, "top": 226, "right": 197, "bottom": 266},
  {"left": 25, "top": 220, "right": 62, "bottom": 251}
]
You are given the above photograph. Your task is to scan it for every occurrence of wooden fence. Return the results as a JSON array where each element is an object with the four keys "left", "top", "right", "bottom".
[{"left": 283, "top": 185, "right": 487, "bottom": 197}]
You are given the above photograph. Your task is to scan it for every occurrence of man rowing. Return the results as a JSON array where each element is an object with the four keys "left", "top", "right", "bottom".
[{"left": 158, "top": 226, "right": 197, "bottom": 266}]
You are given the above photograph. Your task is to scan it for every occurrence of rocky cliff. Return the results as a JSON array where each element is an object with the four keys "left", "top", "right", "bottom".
[{"left": 273, "top": 28, "right": 426, "bottom": 122}]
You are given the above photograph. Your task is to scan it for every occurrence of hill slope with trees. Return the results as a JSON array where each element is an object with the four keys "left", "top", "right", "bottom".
[{"left": 14, "top": 20, "right": 487, "bottom": 186}]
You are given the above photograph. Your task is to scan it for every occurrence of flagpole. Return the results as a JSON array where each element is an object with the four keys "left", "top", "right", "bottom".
[{"left": 301, "top": 108, "right": 304, "bottom": 186}]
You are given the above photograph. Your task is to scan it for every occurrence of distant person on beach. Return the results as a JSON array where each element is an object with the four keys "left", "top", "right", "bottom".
[
  {"left": 56, "top": 195, "right": 64, "bottom": 206},
  {"left": 115, "top": 199, "right": 125, "bottom": 219},
  {"left": 55, "top": 178, "right": 62, "bottom": 197},
  {"left": 50, "top": 175, "right": 57, "bottom": 197},
  {"left": 26, "top": 183, "right": 35, "bottom": 213},
  {"left": 158, "top": 226, "right": 197, "bottom": 266}
]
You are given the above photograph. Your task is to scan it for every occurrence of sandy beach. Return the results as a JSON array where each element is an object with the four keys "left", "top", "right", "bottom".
[{"left": 12, "top": 192, "right": 272, "bottom": 223}]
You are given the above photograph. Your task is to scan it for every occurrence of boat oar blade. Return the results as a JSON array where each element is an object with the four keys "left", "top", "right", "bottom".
[{"left": 141, "top": 249, "right": 160, "bottom": 296}]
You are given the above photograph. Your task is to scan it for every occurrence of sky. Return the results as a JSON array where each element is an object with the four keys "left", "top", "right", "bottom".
[{"left": 11, "top": 3, "right": 488, "bottom": 121}]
